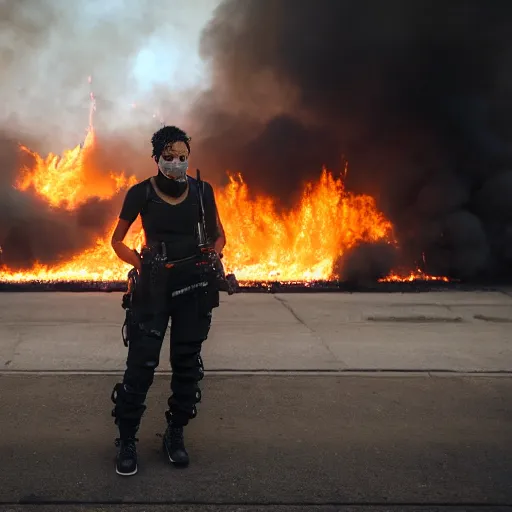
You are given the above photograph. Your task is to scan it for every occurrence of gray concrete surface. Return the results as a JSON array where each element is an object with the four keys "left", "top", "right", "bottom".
[
  {"left": 0, "top": 291, "right": 512, "bottom": 372},
  {"left": 0, "top": 291, "right": 511, "bottom": 510}
]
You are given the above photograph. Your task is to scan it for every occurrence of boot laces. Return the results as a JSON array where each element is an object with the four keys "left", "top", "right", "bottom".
[
  {"left": 115, "top": 437, "right": 138, "bottom": 456},
  {"left": 169, "top": 426, "right": 184, "bottom": 444}
]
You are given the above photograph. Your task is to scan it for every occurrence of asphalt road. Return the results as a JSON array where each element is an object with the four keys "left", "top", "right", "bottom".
[{"left": 1, "top": 373, "right": 511, "bottom": 511}]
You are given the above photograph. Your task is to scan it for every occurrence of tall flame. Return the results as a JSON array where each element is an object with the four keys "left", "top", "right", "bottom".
[
  {"left": 16, "top": 130, "right": 137, "bottom": 210},
  {"left": 0, "top": 115, "right": 448, "bottom": 284},
  {"left": 218, "top": 171, "right": 393, "bottom": 281}
]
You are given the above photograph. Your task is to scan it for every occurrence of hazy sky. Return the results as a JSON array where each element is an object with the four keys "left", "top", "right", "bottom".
[{"left": 0, "top": 0, "right": 221, "bottom": 149}]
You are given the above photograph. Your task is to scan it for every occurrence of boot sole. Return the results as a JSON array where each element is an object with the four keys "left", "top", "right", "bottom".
[
  {"left": 116, "top": 465, "right": 138, "bottom": 476},
  {"left": 163, "top": 439, "right": 189, "bottom": 468}
]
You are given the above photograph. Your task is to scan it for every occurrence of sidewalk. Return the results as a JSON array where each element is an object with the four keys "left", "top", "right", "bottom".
[{"left": 0, "top": 291, "right": 511, "bottom": 372}]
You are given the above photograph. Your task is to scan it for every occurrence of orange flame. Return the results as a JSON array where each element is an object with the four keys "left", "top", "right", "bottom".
[
  {"left": 16, "top": 128, "right": 137, "bottom": 210},
  {"left": 0, "top": 220, "right": 144, "bottom": 283},
  {"left": 0, "top": 122, "right": 448, "bottom": 284},
  {"left": 217, "top": 171, "right": 393, "bottom": 281},
  {"left": 379, "top": 269, "right": 450, "bottom": 283}
]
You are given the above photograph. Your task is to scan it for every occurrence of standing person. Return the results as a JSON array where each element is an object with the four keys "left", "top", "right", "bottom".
[{"left": 109, "top": 126, "right": 226, "bottom": 476}]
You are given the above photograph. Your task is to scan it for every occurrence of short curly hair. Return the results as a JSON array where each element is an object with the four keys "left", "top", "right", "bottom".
[{"left": 151, "top": 125, "right": 191, "bottom": 161}]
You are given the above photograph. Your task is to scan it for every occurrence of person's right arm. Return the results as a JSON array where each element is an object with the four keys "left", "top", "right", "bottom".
[
  {"left": 111, "top": 219, "right": 141, "bottom": 271},
  {"left": 111, "top": 185, "right": 145, "bottom": 271}
]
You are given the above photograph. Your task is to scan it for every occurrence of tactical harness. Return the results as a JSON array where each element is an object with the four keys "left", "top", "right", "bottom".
[{"left": 121, "top": 170, "right": 237, "bottom": 347}]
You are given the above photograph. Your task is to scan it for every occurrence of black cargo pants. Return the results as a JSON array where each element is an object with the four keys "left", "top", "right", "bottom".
[{"left": 111, "top": 289, "right": 213, "bottom": 439}]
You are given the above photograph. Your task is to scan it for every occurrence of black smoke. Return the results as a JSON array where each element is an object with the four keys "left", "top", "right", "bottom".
[
  {"left": 0, "top": 0, "right": 210, "bottom": 270},
  {"left": 2, "top": 0, "right": 512, "bottom": 281},
  {"left": 0, "top": 129, "right": 121, "bottom": 270},
  {"left": 189, "top": 0, "right": 512, "bottom": 280}
]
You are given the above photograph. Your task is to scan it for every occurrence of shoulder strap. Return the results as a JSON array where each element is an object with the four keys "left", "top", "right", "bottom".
[
  {"left": 192, "top": 171, "right": 217, "bottom": 244},
  {"left": 202, "top": 182, "right": 218, "bottom": 243},
  {"left": 139, "top": 179, "right": 152, "bottom": 216},
  {"left": 188, "top": 175, "right": 198, "bottom": 198}
]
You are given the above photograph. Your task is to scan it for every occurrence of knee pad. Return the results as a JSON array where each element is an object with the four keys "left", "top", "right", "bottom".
[{"left": 110, "top": 381, "right": 148, "bottom": 422}]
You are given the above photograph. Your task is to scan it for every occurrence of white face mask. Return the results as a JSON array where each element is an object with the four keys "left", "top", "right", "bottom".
[{"left": 158, "top": 155, "right": 188, "bottom": 182}]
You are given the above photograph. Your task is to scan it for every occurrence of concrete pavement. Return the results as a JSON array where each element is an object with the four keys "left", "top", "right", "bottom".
[
  {"left": 0, "top": 291, "right": 511, "bottom": 372},
  {"left": 0, "top": 290, "right": 511, "bottom": 511}
]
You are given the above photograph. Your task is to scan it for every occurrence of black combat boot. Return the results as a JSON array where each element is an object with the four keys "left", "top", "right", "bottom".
[
  {"left": 163, "top": 423, "right": 189, "bottom": 467},
  {"left": 115, "top": 437, "right": 138, "bottom": 476}
]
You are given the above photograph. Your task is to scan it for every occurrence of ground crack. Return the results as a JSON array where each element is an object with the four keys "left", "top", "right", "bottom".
[{"left": 273, "top": 296, "right": 340, "bottom": 364}]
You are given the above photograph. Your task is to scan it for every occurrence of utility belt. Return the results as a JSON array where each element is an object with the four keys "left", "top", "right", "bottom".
[
  {"left": 139, "top": 241, "right": 237, "bottom": 295},
  {"left": 120, "top": 241, "right": 238, "bottom": 347}
]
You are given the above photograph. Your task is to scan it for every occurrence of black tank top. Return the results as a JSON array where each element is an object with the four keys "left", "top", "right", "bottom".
[
  {"left": 134, "top": 179, "right": 198, "bottom": 261},
  {"left": 119, "top": 176, "right": 218, "bottom": 261}
]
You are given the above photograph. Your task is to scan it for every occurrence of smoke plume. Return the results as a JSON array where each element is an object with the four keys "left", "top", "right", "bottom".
[
  {"left": 2, "top": 0, "right": 512, "bottom": 280},
  {"left": 0, "top": 0, "right": 219, "bottom": 268},
  {"left": 186, "top": 0, "right": 512, "bottom": 280}
]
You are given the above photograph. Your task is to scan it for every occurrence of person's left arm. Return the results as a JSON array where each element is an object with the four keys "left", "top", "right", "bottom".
[
  {"left": 214, "top": 207, "right": 226, "bottom": 255},
  {"left": 205, "top": 182, "right": 226, "bottom": 255}
]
